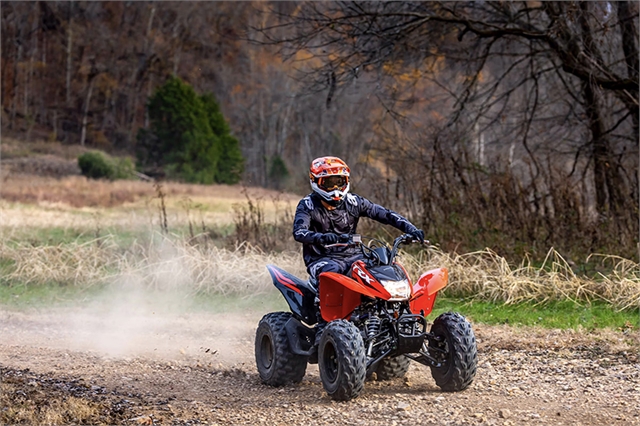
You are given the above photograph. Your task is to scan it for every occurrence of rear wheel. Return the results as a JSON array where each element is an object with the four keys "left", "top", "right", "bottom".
[
  {"left": 428, "top": 312, "right": 477, "bottom": 391},
  {"left": 374, "top": 355, "right": 411, "bottom": 380},
  {"left": 255, "top": 312, "right": 307, "bottom": 386},
  {"left": 318, "top": 320, "right": 366, "bottom": 401}
]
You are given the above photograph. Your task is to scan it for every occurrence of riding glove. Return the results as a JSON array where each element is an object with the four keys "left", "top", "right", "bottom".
[
  {"left": 410, "top": 229, "right": 425, "bottom": 243},
  {"left": 317, "top": 233, "right": 340, "bottom": 245}
]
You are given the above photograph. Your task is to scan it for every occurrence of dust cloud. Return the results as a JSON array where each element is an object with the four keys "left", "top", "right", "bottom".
[{"left": 2, "top": 241, "right": 274, "bottom": 366}]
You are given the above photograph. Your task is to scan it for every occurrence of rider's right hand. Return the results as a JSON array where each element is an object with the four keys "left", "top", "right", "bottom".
[{"left": 317, "top": 233, "right": 340, "bottom": 245}]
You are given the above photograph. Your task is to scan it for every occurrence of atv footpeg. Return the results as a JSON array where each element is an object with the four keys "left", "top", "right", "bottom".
[{"left": 396, "top": 314, "right": 427, "bottom": 353}]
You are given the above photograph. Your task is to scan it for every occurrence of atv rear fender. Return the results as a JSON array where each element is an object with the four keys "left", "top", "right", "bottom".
[
  {"left": 266, "top": 265, "right": 317, "bottom": 325},
  {"left": 409, "top": 267, "right": 448, "bottom": 316}
]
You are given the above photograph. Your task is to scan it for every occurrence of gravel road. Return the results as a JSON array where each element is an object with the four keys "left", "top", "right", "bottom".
[{"left": 1, "top": 308, "right": 639, "bottom": 425}]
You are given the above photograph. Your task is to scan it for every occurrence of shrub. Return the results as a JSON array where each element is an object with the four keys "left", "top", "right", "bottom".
[
  {"left": 113, "top": 157, "right": 136, "bottom": 180},
  {"left": 268, "top": 155, "right": 290, "bottom": 190},
  {"left": 78, "top": 151, "right": 134, "bottom": 180},
  {"left": 78, "top": 151, "right": 114, "bottom": 180}
]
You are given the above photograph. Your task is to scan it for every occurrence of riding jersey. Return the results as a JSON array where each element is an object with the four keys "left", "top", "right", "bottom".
[{"left": 293, "top": 192, "right": 419, "bottom": 266}]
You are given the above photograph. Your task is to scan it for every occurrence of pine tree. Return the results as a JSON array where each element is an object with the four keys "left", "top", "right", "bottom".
[
  {"left": 137, "top": 76, "right": 243, "bottom": 184},
  {"left": 200, "top": 93, "right": 244, "bottom": 184}
]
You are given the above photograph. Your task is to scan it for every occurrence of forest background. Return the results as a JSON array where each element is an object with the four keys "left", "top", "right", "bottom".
[{"left": 2, "top": 1, "right": 639, "bottom": 266}]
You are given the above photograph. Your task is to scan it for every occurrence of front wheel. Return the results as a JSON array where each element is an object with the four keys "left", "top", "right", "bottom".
[
  {"left": 255, "top": 312, "right": 307, "bottom": 386},
  {"left": 318, "top": 320, "right": 366, "bottom": 401},
  {"left": 428, "top": 312, "right": 477, "bottom": 391}
]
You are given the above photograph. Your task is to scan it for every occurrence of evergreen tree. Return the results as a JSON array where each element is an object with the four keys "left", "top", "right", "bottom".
[
  {"left": 136, "top": 76, "right": 243, "bottom": 184},
  {"left": 200, "top": 94, "right": 244, "bottom": 184}
]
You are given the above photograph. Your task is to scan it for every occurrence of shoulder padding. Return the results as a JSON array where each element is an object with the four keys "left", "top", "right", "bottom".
[{"left": 303, "top": 196, "right": 314, "bottom": 210}]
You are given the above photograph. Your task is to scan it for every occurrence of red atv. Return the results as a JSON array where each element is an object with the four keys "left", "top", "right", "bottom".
[{"left": 255, "top": 234, "right": 477, "bottom": 401}]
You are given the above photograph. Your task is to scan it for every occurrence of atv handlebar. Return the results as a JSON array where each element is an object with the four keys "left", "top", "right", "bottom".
[
  {"left": 324, "top": 233, "right": 429, "bottom": 252},
  {"left": 389, "top": 234, "right": 430, "bottom": 259},
  {"left": 322, "top": 233, "right": 356, "bottom": 249}
]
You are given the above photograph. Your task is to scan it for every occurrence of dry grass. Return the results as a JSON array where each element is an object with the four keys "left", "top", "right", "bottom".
[
  {"left": 401, "top": 247, "right": 640, "bottom": 310},
  {"left": 3, "top": 233, "right": 640, "bottom": 309},
  {"left": 0, "top": 179, "right": 298, "bottom": 242},
  {"left": 0, "top": 173, "right": 298, "bottom": 209},
  {"left": 0, "top": 143, "right": 637, "bottom": 311},
  {"left": 1, "top": 234, "right": 306, "bottom": 296},
  {"left": 110, "top": 237, "right": 306, "bottom": 296},
  {"left": 1, "top": 137, "right": 88, "bottom": 160}
]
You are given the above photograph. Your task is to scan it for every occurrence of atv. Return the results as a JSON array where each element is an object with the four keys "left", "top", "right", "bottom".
[{"left": 255, "top": 233, "right": 477, "bottom": 401}]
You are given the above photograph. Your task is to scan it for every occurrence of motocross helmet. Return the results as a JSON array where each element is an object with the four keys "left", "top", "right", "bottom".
[{"left": 309, "top": 156, "right": 350, "bottom": 206}]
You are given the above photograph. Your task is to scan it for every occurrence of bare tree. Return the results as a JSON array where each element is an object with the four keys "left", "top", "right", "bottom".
[{"left": 254, "top": 1, "right": 638, "bottom": 257}]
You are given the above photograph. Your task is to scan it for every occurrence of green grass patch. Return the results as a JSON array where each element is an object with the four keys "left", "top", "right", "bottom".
[
  {"left": 3, "top": 226, "right": 152, "bottom": 247},
  {"left": 1, "top": 282, "right": 637, "bottom": 331},
  {"left": 0, "top": 282, "right": 288, "bottom": 314},
  {"left": 2, "top": 224, "right": 235, "bottom": 250},
  {"left": 0, "top": 283, "right": 105, "bottom": 309},
  {"left": 433, "top": 296, "right": 639, "bottom": 330}
]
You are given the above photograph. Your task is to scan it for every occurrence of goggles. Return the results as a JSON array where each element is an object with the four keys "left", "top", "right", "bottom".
[{"left": 318, "top": 175, "right": 348, "bottom": 191}]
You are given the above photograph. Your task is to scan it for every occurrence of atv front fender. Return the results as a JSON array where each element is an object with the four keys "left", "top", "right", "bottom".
[
  {"left": 318, "top": 272, "right": 391, "bottom": 322},
  {"left": 409, "top": 267, "right": 448, "bottom": 316}
]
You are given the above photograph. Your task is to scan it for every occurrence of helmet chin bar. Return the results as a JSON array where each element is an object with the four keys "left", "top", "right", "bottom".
[{"left": 311, "top": 181, "right": 350, "bottom": 204}]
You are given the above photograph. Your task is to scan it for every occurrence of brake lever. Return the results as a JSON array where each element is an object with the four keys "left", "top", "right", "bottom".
[
  {"left": 323, "top": 242, "right": 350, "bottom": 249},
  {"left": 406, "top": 236, "right": 431, "bottom": 246}
]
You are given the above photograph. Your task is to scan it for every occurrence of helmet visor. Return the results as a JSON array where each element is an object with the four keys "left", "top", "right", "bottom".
[{"left": 319, "top": 175, "right": 348, "bottom": 191}]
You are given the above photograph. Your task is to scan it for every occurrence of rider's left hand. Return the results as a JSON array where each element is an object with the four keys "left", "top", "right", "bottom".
[{"left": 409, "top": 229, "right": 425, "bottom": 243}]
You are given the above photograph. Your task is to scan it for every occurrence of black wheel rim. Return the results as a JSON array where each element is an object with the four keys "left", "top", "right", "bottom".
[
  {"left": 431, "top": 333, "right": 451, "bottom": 368},
  {"left": 323, "top": 340, "right": 338, "bottom": 383},
  {"left": 260, "top": 334, "right": 274, "bottom": 369}
]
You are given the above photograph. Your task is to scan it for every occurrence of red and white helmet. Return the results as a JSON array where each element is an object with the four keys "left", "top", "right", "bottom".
[{"left": 309, "top": 156, "right": 350, "bottom": 205}]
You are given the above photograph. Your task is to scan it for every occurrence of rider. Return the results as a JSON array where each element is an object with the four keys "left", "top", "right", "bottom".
[{"left": 293, "top": 156, "right": 425, "bottom": 287}]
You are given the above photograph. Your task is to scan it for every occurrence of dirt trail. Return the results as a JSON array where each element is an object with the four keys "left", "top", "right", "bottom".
[{"left": 2, "top": 307, "right": 639, "bottom": 425}]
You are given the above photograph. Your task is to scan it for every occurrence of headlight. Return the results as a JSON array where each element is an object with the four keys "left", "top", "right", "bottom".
[{"left": 381, "top": 279, "right": 411, "bottom": 301}]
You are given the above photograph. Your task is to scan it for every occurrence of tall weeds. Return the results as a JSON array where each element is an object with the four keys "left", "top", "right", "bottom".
[
  {"left": 230, "top": 188, "right": 296, "bottom": 252},
  {"left": 400, "top": 246, "right": 640, "bottom": 310},
  {"left": 2, "top": 234, "right": 639, "bottom": 310},
  {"left": 0, "top": 235, "right": 306, "bottom": 296}
]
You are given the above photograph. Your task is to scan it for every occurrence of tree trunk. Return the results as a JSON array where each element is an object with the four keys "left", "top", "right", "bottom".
[
  {"left": 584, "top": 82, "right": 608, "bottom": 216},
  {"left": 40, "top": 29, "right": 47, "bottom": 128},
  {"left": 617, "top": 1, "right": 639, "bottom": 137},
  {"left": 171, "top": 12, "right": 182, "bottom": 75},
  {"left": 53, "top": 109, "right": 58, "bottom": 141},
  {"left": 80, "top": 76, "right": 95, "bottom": 147},
  {"left": 11, "top": 43, "right": 23, "bottom": 129},
  {"left": 618, "top": 1, "right": 640, "bottom": 259},
  {"left": 66, "top": 11, "right": 73, "bottom": 106},
  {"left": 578, "top": 2, "right": 627, "bottom": 218}
]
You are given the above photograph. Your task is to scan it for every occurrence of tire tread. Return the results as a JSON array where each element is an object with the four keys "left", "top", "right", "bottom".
[
  {"left": 429, "top": 312, "right": 477, "bottom": 392},
  {"left": 375, "top": 355, "right": 411, "bottom": 381},
  {"left": 319, "top": 320, "right": 366, "bottom": 401},
  {"left": 255, "top": 312, "right": 307, "bottom": 386}
]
